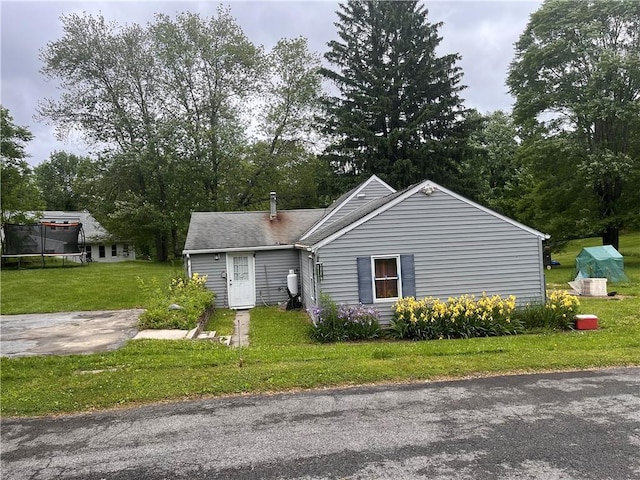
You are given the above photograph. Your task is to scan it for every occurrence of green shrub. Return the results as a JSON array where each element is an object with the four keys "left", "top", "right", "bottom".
[
  {"left": 514, "top": 290, "right": 580, "bottom": 331},
  {"left": 390, "top": 294, "right": 523, "bottom": 340},
  {"left": 138, "top": 273, "right": 215, "bottom": 330},
  {"left": 309, "top": 294, "right": 381, "bottom": 342}
]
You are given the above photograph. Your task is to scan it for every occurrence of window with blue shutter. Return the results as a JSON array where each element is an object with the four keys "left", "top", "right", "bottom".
[{"left": 357, "top": 254, "right": 415, "bottom": 303}]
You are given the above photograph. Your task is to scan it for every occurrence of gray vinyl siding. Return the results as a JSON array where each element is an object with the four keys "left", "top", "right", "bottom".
[
  {"left": 255, "top": 249, "right": 299, "bottom": 306},
  {"left": 316, "top": 190, "right": 545, "bottom": 324},
  {"left": 323, "top": 181, "right": 394, "bottom": 229},
  {"left": 189, "top": 253, "right": 229, "bottom": 308},
  {"left": 189, "top": 249, "right": 299, "bottom": 308}
]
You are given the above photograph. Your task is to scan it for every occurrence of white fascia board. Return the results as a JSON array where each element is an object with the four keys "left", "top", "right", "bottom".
[
  {"left": 299, "top": 174, "right": 396, "bottom": 241},
  {"left": 182, "top": 244, "right": 296, "bottom": 255},
  {"left": 309, "top": 180, "right": 549, "bottom": 251}
]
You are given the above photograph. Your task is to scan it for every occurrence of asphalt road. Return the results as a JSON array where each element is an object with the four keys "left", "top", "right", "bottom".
[{"left": 2, "top": 368, "right": 639, "bottom": 479}]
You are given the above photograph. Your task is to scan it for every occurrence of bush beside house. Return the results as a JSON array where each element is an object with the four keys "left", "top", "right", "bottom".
[
  {"left": 309, "top": 294, "right": 381, "bottom": 342},
  {"left": 138, "top": 273, "right": 215, "bottom": 330}
]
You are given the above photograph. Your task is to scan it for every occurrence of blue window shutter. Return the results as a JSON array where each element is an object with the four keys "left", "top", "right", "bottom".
[
  {"left": 400, "top": 254, "right": 416, "bottom": 298},
  {"left": 357, "top": 257, "right": 373, "bottom": 304}
]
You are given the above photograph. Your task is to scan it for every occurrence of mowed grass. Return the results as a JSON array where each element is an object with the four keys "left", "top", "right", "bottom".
[
  {"left": 1, "top": 261, "right": 181, "bottom": 314},
  {"left": 1, "top": 233, "right": 638, "bottom": 417},
  {"left": 545, "top": 232, "right": 640, "bottom": 296},
  {"left": 204, "top": 308, "right": 236, "bottom": 336}
]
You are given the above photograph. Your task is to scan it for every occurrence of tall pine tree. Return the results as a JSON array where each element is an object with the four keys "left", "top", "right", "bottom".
[{"left": 321, "top": 0, "right": 475, "bottom": 192}]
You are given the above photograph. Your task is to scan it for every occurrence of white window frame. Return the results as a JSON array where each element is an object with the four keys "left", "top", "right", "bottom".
[{"left": 371, "top": 255, "right": 402, "bottom": 303}]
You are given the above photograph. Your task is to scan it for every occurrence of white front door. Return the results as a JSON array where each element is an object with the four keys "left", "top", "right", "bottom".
[{"left": 226, "top": 253, "right": 255, "bottom": 309}]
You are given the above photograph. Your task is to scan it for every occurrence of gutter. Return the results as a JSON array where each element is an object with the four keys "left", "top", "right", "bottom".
[{"left": 182, "top": 244, "right": 298, "bottom": 255}]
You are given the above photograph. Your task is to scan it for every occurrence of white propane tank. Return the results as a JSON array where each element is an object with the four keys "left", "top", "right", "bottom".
[{"left": 287, "top": 269, "right": 298, "bottom": 295}]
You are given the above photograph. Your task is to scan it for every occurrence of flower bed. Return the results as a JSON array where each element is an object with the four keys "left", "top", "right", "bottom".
[
  {"left": 513, "top": 290, "right": 580, "bottom": 331},
  {"left": 308, "top": 291, "right": 581, "bottom": 343},
  {"left": 138, "top": 273, "right": 215, "bottom": 330},
  {"left": 309, "top": 295, "right": 381, "bottom": 342},
  {"left": 390, "top": 294, "right": 520, "bottom": 340}
]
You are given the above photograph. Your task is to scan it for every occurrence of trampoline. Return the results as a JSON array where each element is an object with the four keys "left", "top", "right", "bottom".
[{"left": 1, "top": 222, "right": 87, "bottom": 267}]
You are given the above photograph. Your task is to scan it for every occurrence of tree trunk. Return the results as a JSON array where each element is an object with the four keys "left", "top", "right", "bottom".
[
  {"left": 601, "top": 227, "right": 619, "bottom": 250},
  {"left": 171, "top": 228, "right": 180, "bottom": 258},
  {"left": 155, "top": 233, "right": 169, "bottom": 262}
]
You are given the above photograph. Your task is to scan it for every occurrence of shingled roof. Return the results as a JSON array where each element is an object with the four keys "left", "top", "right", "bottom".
[{"left": 183, "top": 209, "right": 325, "bottom": 253}]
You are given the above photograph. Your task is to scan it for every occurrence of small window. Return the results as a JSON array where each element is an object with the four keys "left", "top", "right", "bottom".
[
  {"left": 123, "top": 245, "right": 129, "bottom": 257},
  {"left": 111, "top": 245, "right": 117, "bottom": 257},
  {"left": 372, "top": 256, "right": 401, "bottom": 301},
  {"left": 99, "top": 246, "right": 106, "bottom": 258}
]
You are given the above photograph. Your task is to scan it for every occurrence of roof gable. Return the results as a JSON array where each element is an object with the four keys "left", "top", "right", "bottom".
[
  {"left": 297, "top": 180, "right": 549, "bottom": 249},
  {"left": 300, "top": 175, "right": 395, "bottom": 240}
]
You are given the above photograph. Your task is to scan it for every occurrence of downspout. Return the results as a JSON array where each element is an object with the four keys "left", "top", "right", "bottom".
[
  {"left": 185, "top": 253, "right": 192, "bottom": 278},
  {"left": 539, "top": 239, "right": 547, "bottom": 303}
]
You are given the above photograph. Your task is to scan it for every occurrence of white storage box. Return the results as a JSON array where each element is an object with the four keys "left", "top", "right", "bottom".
[{"left": 581, "top": 278, "right": 607, "bottom": 297}]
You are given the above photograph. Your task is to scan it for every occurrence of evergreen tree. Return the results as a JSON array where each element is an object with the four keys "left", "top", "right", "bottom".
[{"left": 321, "top": 0, "right": 474, "bottom": 192}]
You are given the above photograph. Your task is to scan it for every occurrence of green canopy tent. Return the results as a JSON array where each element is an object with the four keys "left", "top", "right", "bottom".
[{"left": 575, "top": 245, "right": 629, "bottom": 283}]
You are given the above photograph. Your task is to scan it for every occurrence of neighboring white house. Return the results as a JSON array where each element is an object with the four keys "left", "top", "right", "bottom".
[
  {"left": 183, "top": 176, "right": 549, "bottom": 324},
  {"left": 40, "top": 211, "right": 135, "bottom": 263}
]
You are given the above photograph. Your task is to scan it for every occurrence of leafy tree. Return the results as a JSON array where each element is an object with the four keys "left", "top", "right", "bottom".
[
  {"left": 34, "top": 151, "right": 97, "bottom": 211},
  {"left": 38, "top": 10, "right": 329, "bottom": 259},
  {"left": 321, "top": 0, "right": 475, "bottom": 193},
  {"left": 0, "top": 106, "right": 43, "bottom": 228},
  {"left": 234, "top": 37, "right": 326, "bottom": 210},
  {"left": 468, "top": 111, "right": 523, "bottom": 217},
  {"left": 507, "top": 0, "right": 640, "bottom": 249},
  {"left": 151, "top": 9, "right": 264, "bottom": 212},
  {"left": 38, "top": 10, "right": 264, "bottom": 260}
]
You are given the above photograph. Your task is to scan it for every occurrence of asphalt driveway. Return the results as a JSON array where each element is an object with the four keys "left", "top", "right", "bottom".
[{"left": 0, "top": 309, "right": 143, "bottom": 357}]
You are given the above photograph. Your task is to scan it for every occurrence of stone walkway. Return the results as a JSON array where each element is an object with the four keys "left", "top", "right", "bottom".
[{"left": 230, "top": 309, "right": 250, "bottom": 348}]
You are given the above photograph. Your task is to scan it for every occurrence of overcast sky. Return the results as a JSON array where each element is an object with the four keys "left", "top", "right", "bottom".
[{"left": 1, "top": 0, "right": 542, "bottom": 166}]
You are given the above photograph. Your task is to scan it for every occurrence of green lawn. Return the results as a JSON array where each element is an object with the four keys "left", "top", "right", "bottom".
[
  {"left": 1, "top": 234, "right": 638, "bottom": 417},
  {"left": 1, "top": 261, "right": 181, "bottom": 314},
  {"left": 2, "top": 297, "right": 638, "bottom": 417},
  {"left": 545, "top": 233, "right": 640, "bottom": 296}
]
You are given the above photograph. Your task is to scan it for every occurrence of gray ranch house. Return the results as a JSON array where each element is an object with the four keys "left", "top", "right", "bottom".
[{"left": 183, "top": 175, "right": 549, "bottom": 323}]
